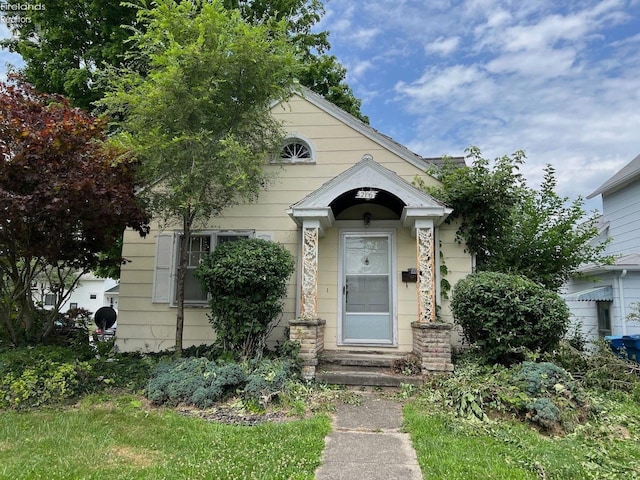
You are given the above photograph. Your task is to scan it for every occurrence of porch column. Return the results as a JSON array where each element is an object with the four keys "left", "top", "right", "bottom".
[
  {"left": 416, "top": 220, "right": 436, "bottom": 323},
  {"left": 412, "top": 219, "right": 454, "bottom": 373},
  {"left": 290, "top": 219, "right": 324, "bottom": 379},
  {"left": 300, "top": 220, "right": 319, "bottom": 319}
]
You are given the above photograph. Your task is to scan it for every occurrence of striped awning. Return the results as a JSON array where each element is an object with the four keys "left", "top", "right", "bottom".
[{"left": 564, "top": 286, "right": 613, "bottom": 302}]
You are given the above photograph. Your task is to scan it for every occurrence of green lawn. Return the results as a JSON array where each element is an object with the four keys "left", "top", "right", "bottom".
[
  {"left": 404, "top": 394, "right": 640, "bottom": 480},
  {"left": 0, "top": 397, "right": 330, "bottom": 480}
]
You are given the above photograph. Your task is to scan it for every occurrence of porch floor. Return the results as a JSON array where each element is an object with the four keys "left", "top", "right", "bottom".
[{"left": 315, "top": 350, "right": 425, "bottom": 387}]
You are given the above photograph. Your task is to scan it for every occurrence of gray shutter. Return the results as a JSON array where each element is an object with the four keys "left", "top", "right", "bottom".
[{"left": 152, "top": 233, "right": 175, "bottom": 303}]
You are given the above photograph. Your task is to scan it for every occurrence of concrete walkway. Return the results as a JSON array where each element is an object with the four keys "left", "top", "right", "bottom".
[{"left": 315, "top": 393, "right": 422, "bottom": 480}]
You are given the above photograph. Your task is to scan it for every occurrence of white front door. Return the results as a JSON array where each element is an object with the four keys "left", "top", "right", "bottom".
[{"left": 340, "top": 232, "right": 394, "bottom": 345}]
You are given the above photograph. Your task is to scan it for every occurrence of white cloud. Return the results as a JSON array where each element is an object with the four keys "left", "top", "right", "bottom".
[
  {"left": 486, "top": 47, "right": 578, "bottom": 78},
  {"left": 425, "top": 36, "right": 460, "bottom": 56},
  {"left": 350, "top": 59, "right": 374, "bottom": 80},
  {"left": 500, "top": 14, "right": 590, "bottom": 52},
  {"left": 395, "top": 65, "right": 487, "bottom": 104},
  {"left": 348, "top": 28, "right": 381, "bottom": 48}
]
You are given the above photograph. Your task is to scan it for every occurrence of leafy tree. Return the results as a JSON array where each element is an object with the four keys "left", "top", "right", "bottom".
[
  {"left": 0, "top": 80, "right": 149, "bottom": 345},
  {"left": 488, "top": 165, "right": 609, "bottom": 289},
  {"left": 2, "top": 0, "right": 368, "bottom": 121},
  {"left": 421, "top": 147, "right": 609, "bottom": 290},
  {"left": 417, "top": 146, "right": 527, "bottom": 267},
  {"left": 0, "top": 0, "right": 142, "bottom": 110},
  {"left": 98, "top": 0, "right": 300, "bottom": 356}
]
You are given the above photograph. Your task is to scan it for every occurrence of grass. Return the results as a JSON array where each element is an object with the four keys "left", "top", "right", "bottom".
[
  {"left": 0, "top": 396, "right": 331, "bottom": 480},
  {"left": 404, "top": 388, "right": 640, "bottom": 479}
]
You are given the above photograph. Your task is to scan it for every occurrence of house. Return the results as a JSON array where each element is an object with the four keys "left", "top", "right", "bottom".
[
  {"left": 563, "top": 153, "right": 640, "bottom": 343},
  {"left": 115, "top": 88, "right": 473, "bottom": 378},
  {"left": 34, "top": 272, "right": 118, "bottom": 314}
]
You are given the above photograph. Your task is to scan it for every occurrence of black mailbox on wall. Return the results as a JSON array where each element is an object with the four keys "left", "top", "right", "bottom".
[{"left": 401, "top": 268, "right": 418, "bottom": 283}]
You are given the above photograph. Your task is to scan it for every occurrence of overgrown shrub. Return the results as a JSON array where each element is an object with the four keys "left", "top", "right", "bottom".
[
  {"left": 451, "top": 271, "right": 570, "bottom": 364},
  {"left": 195, "top": 238, "right": 295, "bottom": 359}
]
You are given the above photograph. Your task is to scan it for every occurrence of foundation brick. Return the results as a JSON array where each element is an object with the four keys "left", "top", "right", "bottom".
[
  {"left": 289, "top": 318, "right": 326, "bottom": 380},
  {"left": 411, "top": 322, "right": 454, "bottom": 374}
]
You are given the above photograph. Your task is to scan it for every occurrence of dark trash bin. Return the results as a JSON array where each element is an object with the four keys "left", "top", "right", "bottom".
[
  {"left": 605, "top": 335, "right": 624, "bottom": 355},
  {"left": 621, "top": 335, "right": 640, "bottom": 362}
]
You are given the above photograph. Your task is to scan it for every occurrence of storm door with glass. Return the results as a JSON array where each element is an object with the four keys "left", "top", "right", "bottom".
[{"left": 340, "top": 232, "right": 394, "bottom": 344}]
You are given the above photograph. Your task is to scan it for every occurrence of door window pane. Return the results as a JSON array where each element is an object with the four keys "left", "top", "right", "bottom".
[
  {"left": 344, "top": 237, "right": 389, "bottom": 274},
  {"left": 345, "top": 275, "right": 389, "bottom": 312}
]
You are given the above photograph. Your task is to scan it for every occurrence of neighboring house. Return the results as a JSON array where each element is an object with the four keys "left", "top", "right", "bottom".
[
  {"left": 563, "top": 153, "right": 640, "bottom": 343},
  {"left": 115, "top": 88, "right": 473, "bottom": 377},
  {"left": 35, "top": 272, "right": 119, "bottom": 314}
]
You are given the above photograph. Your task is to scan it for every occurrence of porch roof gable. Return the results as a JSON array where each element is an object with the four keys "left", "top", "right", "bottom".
[{"left": 286, "top": 156, "right": 452, "bottom": 231}]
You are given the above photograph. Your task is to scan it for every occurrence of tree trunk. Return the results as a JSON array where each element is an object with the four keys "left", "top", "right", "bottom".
[{"left": 175, "top": 208, "right": 193, "bottom": 357}]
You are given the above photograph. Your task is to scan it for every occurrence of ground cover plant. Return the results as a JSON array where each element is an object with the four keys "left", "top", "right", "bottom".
[
  {"left": 0, "top": 341, "right": 345, "bottom": 479},
  {"left": 0, "top": 344, "right": 158, "bottom": 409},
  {"left": 146, "top": 356, "right": 298, "bottom": 410}
]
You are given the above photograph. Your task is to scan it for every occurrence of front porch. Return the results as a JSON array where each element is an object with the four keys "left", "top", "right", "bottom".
[
  {"left": 290, "top": 320, "right": 454, "bottom": 383},
  {"left": 287, "top": 156, "right": 455, "bottom": 381}
]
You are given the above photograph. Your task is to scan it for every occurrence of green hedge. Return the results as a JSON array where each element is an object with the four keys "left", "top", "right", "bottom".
[{"left": 452, "top": 271, "right": 570, "bottom": 364}]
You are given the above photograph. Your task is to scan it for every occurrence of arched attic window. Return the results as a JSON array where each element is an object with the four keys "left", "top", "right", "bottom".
[{"left": 275, "top": 135, "right": 315, "bottom": 164}]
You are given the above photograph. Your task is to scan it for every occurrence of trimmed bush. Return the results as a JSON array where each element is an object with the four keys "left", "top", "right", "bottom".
[
  {"left": 451, "top": 271, "right": 570, "bottom": 364},
  {"left": 195, "top": 238, "right": 295, "bottom": 359}
]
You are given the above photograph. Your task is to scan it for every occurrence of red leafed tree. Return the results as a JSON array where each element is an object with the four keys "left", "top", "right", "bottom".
[{"left": 0, "top": 79, "right": 149, "bottom": 345}]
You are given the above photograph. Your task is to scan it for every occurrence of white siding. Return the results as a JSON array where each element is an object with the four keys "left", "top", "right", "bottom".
[
  {"left": 601, "top": 180, "right": 640, "bottom": 256},
  {"left": 566, "top": 300, "right": 599, "bottom": 344},
  {"left": 564, "top": 271, "right": 640, "bottom": 339}
]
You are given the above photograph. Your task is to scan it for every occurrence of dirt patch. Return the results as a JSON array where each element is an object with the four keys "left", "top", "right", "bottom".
[
  {"left": 108, "top": 446, "right": 158, "bottom": 468},
  {"left": 609, "top": 425, "right": 632, "bottom": 440},
  {"left": 0, "top": 441, "right": 11, "bottom": 452}
]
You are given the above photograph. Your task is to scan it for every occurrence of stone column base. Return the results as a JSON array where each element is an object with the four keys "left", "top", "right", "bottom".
[
  {"left": 412, "top": 322, "right": 454, "bottom": 373},
  {"left": 289, "top": 318, "right": 326, "bottom": 380}
]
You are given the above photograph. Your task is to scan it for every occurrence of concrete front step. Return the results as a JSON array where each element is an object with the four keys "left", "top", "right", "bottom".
[
  {"left": 316, "top": 364, "right": 425, "bottom": 387},
  {"left": 319, "top": 350, "right": 408, "bottom": 368}
]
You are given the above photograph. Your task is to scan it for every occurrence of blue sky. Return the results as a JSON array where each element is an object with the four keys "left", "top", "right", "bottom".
[
  {"left": 2, "top": 0, "right": 639, "bottom": 212},
  {"left": 318, "top": 0, "right": 640, "bottom": 211}
]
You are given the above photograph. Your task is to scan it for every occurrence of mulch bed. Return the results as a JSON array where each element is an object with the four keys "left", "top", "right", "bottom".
[{"left": 176, "top": 405, "right": 290, "bottom": 426}]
